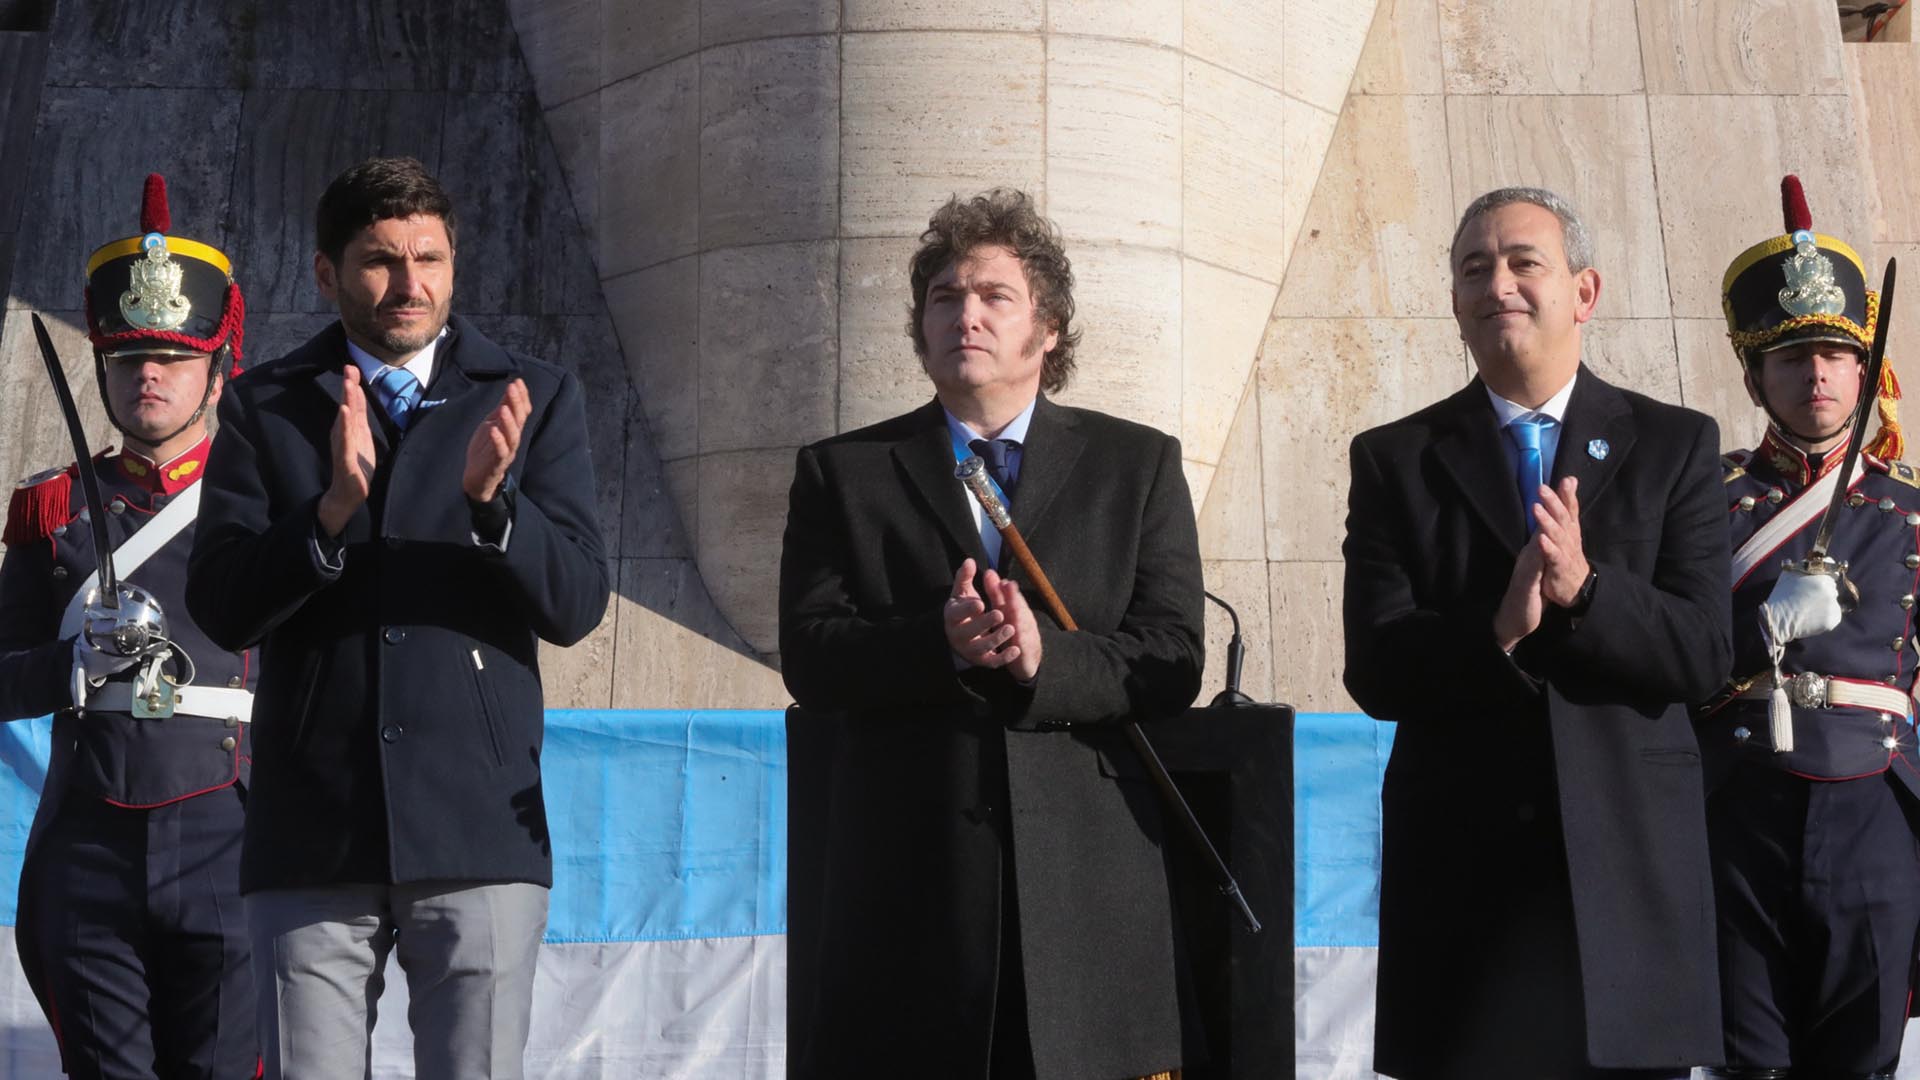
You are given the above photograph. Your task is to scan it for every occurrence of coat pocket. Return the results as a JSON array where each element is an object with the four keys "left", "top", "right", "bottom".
[{"left": 463, "top": 646, "right": 509, "bottom": 769}]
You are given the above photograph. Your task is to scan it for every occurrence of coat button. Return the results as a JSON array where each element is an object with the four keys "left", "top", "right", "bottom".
[
  {"left": 219, "top": 736, "right": 236, "bottom": 751},
  {"left": 1908, "top": 512, "right": 1920, "bottom": 527},
  {"left": 50, "top": 566, "right": 66, "bottom": 580},
  {"left": 1882, "top": 497, "right": 1899, "bottom": 512},
  {"left": 225, "top": 716, "right": 239, "bottom": 728},
  {"left": 1733, "top": 726, "right": 1752, "bottom": 742},
  {"left": 1738, "top": 495, "right": 1756, "bottom": 511},
  {"left": 51, "top": 524, "right": 65, "bottom": 537},
  {"left": 1850, "top": 492, "right": 1869, "bottom": 507},
  {"left": 109, "top": 499, "right": 125, "bottom": 514},
  {"left": 383, "top": 627, "right": 406, "bottom": 645},
  {"left": 1907, "top": 554, "right": 1920, "bottom": 570},
  {"left": 381, "top": 723, "right": 403, "bottom": 743},
  {"left": 1903, "top": 595, "right": 1916, "bottom": 611},
  {"left": 228, "top": 676, "right": 242, "bottom": 688}
]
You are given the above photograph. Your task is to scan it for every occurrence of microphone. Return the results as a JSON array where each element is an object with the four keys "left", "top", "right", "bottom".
[{"left": 1203, "top": 590, "right": 1257, "bottom": 708}]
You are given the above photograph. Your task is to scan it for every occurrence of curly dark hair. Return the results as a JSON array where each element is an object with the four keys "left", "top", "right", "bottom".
[
  {"left": 908, "top": 189, "right": 1080, "bottom": 394},
  {"left": 315, "top": 157, "right": 458, "bottom": 265}
]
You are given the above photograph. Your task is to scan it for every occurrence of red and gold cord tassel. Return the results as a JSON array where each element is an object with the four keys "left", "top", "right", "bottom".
[{"left": 1866, "top": 364, "right": 1904, "bottom": 462}]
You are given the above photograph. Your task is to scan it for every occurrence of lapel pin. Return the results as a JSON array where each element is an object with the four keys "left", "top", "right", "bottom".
[{"left": 1587, "top": 438, "right": 1610, "bottom": 461}]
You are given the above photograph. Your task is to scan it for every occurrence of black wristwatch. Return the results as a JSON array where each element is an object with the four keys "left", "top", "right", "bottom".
[{"left": 1567, "top": 566, "right": 1599, "bottom": 617}]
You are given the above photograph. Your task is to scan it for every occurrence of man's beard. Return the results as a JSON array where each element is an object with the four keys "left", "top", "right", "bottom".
[{"left": 346, "top": 294, "right": 449, "bottom": 357}]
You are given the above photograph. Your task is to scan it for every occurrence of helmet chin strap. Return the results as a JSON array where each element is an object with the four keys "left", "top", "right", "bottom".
[{"left": 94, "top": 347, "right": 224, "bottom": 452}]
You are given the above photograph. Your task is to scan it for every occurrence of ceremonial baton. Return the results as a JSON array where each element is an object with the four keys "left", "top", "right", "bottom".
[
  {"left": 1807, "top": 255, "right": 1898, "bottom": 570},
  {"left": 955, "top": 455, "right": 1262, "bottom": 934}
]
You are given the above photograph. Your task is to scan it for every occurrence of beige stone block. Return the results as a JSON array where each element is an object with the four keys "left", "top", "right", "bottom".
[
  {"left": 1183, "top": 59, "right": 1291, "bottom": 283},
  {"left": 702, "top": 0, "right": 837, "bottom": 46},
  {"left": 1352, "top": 0, "right": 1444, "bottom": 95},
  {"left": 545, "top": 92, "right": 600, "bottom": 248},
  {"left": 698, "top": 242, "right": 839, "bottom": 454},
  {"left": 1046, "top": 38, "right": 1181, "bottom": 248},
  {"left": 1200, "top": 559, "right": 1275, "bottom": 703},
  {"left": 1277, "top": 95, "right": 1454, "bottom": 319},
  {"left": 1182, "top": 259, "right": 1277, "bottom": 470},
  {"left": 839, "top": 237, "right": 936, "bottom": 433},
  {"left": 619, "top": 390, "right": 690, "bottom": 560},
  {"left": 844, "top": 0, "right": 1040, "bottom": 31},
  {"left": 1185, "top": 0, "right": 1283, "bottom": 89},
  {"left": 697, "top": 449, "right": 798, "bottom": 653},
  {"left": 1046, "top": 244, "right": 1182, "bottom": 437},
  {"left": 1444, "top": 95, "right": 1668, "bottom": 318},
  {"left": 1674, "top": 318, "right": 1766, "bottom": 453},
  {"left": 1268, "top": 560, "right": 1355, "bottom": 711},
  {"left": 1438, "top": 0, "right": 1643, "bottom": 94},
  {"left": 1048, "top": 0, "right": 1180, "bottom": 46},
  {"left": 1197, "top": 382, "right": 1266, "bottom": 561},
  {"left": 508, "top": 0, "right": 599, "bottom": 108},
  {"left": 613, "top": 557, "right": 790, "bottom": 708},
  {"left": 1649, "top": 95, "right": 1874, "bottom": 319},
  {"left": 0, "top": 310, "right": 112, "bottom": 511},
  {"left": 606, "top": 255, "right": 699, "bottom": 462},
  {"left": 1880, "top": 244, "right": 1920, "bottom": 403},
  {"left": 604, "top": 0, "right": 700, "bottom": 85},
  {"left": 1639, "top": 0, "right": 1846, "bottom": 95},
  {"left": 599, "top": 56, "right": 699, "bottom": 277},
  {"left": 663, "top": 456, "right": 700, "bottom": 547},
  {"left": 1280, "top": 99, "right": 1340, "bottom": 284},
  {"left": 538, "top": 602, "right": 618, "bottom": 709},
  {"left": 1259, "top": 318, "right": 1469, "bottom": 560},
  {"left": 1850, "top": 45, "right": 1920, "bottom": 243},
  {"left": 1182, "top": 460, "right": 1216, "bottom": 516},
  {"left": 1580, "top": 318, "right": 1681, "bottom": 402},
  {"left": 841, "top": 33, "right": 1046, "bottom": 238},
  {"left": 1284, "top": 0, "right": 1380, "bottom": 112},
  {"left": 699, "top": 37, "right": 839, "bottom": 249}
]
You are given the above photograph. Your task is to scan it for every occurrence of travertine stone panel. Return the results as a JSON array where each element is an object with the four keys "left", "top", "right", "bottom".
[
  {"left": 1438, "top": 0, "right": 1644, "bottom": 94},
  {"left": 1269, "top": 560, "right": 1354, "bottom": 711},
  {"left": 545, "top": 92, "right": 601, "bottom": 248},
  {"left": 619, "top": 391, "right": 688, "bottom": 560},
  {"left": 1197, "top": 382, "right": 1266, "bottom": 561},
  {"left": 613, "top": 558, "right": 790, "bottom": 709},
  {"left": 1185, "top": 0, "right": 1284, "bottom": 89},
  {"left": 1639, "top": 0, "right": 1847, "bottom": 95},
  {"left": 1879, "top": 246, "right": 1920, "bottom": 394},
  {"left": 10, "top": 88, "right": 242, "bottom": 313},
  {"left": 1048, "top": 244, "right": 1181, "bottom": 438},
  {"left": 1182, "top": 259, "right": 1278, "bottom": 472},
  {"left": 1049, "top": 0, "right": 1180, "bottom": 46},
  {"left": 663, "top": 457, "right": 700, "bottom": 547},
  {"left": 0, "top": 310, "right": 108, "bottom": 500},
  {"left": 1649, "top": 95, "right": 1872, "bottom": 319},
  {"left": 1674, "top": 318, "right": 1766, "bottom": 453},
  {"left": 841, "top": 33, "right": 1045, "bottom": 238},
  {"left": 1352, "top": 0, "right": 1444, "bottom": 95},
  {"left": 1277, "top": 95, "right": 1453, "bottom": 319},
  {"left": 506, "top": 0, "right": 598, "bottom": 107},
  {"left": 605, "top": 0, "right": 700, "bottom": 85},
  {"left": 839, "top": 236, "right": 935, "bottom": 433},
  {"left": 45, "top": 2, "right": 251, "bottom": 88},
  {"left": 700, "top": 36, "right": 839, "bottom": 250},
  {"left": 1280, "top": 99, "right": 1341, "bottom": 277},
  {"left": 1260, "top": 318, "right": 1469, "bottom": 560},
  {"left": 605, "top": 256, "right": 699, "bottom": 464},
  {"left": 538, "top": 603, "right": 618, "bottom": 709},
  {"left": 444, "top": 94, "right": 602, "bottom": 318},
  {"left": 698, "top": 241, "right": 839, "bottom": 455},
  {"left": 246, "top": 1, "right": 528, "bottom": 92},
  {"left": 225, "top": 90, "right": 445, "bottom": 314},
  {"left": 1046, "top": 37, "right": 1182, "bottom": 249},
  {"left": 703, "top": 0, "right": 837, "bottom": 46},
  {"left": 244, "top": 314, "right": 340, "bottom": 369},
  {"left": 843, "top": 0, "right": 1039, "bottom": 31},
  {"left": 1183, "top": 59, "right": 1291, "bottom": 283},
  {"left": 1580, "top": 318, "right": 1681, "bottom": 402},
  {"left": 697, "top": 449, "right": 799, "bottom": 654},
  {"left": 1200, "top": 559, "right": 1275, "bottom": 704},
  {"left": 1444, "top": 95, "right": 1669, "bottom": 319},
  {"left": 599, "top": 56, "right": 699, "bottom": 278},
  {"left": 1284, "top": 0, "right": 1381, "bottom": 112},
  {"left": 1849, "top": 45, "right": 1920, "bottom": 243},
  {"left": 1182, "top": 462, "right": 1215, "bottom": 519}
]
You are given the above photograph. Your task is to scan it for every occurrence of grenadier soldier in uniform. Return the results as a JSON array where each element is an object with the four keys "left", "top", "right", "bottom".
[
  {"left": 0, "top": 175, "right": 257, "bottom": 1078},
  {"left": 1699, "top": 175, "right": 1920, "bottom": 1080}
]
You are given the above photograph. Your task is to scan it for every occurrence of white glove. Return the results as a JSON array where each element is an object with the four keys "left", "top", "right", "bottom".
[
  {"left": 70, "top": 636, "right": 138, "bottom": 707},
  {"left": 1760, "top": 568, "right": 1844, "bottom": 645}
]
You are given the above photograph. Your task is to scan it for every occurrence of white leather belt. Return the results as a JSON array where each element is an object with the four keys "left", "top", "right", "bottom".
[
  {"left": 1737, "top": 672, "right": 1911, "bottom": 717},
  {"left": 82, "top": 684, "right": 253, "bottom": 724}
]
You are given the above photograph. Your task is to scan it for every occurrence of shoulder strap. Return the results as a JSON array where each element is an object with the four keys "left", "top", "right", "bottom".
[
  {"left": 57, "top": 482, "right": 202, "bottom": 641},
  {"left": 1730, "top": 460, "right": 1862, "bottom": 588}
]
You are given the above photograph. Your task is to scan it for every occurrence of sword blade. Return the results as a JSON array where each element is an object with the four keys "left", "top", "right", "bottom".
[
  {"left": 29, "top": 313, "right": 117, "bottom": 605},
  {"left": 1809, "top": 256, "right": 1898, "bottom": 560}
]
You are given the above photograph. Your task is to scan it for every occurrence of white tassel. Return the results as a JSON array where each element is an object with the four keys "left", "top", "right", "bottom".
[{"left": 1761, "top": 606, "right": 1795, "bottom": 754}]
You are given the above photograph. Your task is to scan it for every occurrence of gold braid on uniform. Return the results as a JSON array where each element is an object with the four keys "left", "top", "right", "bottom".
[
  {"left": 1866, "top": 363, "right": 1905, "bottom": 461},
  {"left": 1728, "top": 289, "right": 1880, "bottom": 353}
]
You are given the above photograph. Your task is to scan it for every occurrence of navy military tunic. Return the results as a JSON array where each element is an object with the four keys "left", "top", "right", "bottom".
[
  {"left": 1698, "top": 431, "right": 1920, "bottom": 1074},
  {"left": 0, "top": 440, "right": 258, "bottom": 1079}
]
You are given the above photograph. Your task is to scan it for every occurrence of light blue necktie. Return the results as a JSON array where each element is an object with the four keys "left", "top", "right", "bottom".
[
  {"left": 370, "top": 366, "right": 423, "bottom": 432},
  {"left": 1507, "top": 416, "right": 1552, "bottom": 532}
]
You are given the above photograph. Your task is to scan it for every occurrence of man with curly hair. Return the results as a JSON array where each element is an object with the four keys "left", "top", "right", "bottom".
[{"left": 780, "top": 189, "right": 1204, "bottom": 1079}]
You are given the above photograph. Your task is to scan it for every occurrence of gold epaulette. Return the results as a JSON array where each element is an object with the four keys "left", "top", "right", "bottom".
[{"left": 1721, "top": 451, "right": 1750, "bottom": 485}]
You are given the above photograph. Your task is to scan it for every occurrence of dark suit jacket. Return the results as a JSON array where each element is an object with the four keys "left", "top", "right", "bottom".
[
  {"left": 184, "top": 316, "right": 610, "bottom": 892},
  {"left": 1343, "top": 370, "right": 1731, "bottom": 1077},
  {"left": 779, "top": 396, "right": 1204, "bottom": 1080}
]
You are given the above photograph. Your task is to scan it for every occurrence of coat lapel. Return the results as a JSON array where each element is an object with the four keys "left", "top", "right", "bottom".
[
  {"left": 893, "top": 400, "right": 991, "bottom": 566},
  {"left": 309, "top": 328, "right": 392, "bottom": 456},
  {"left": 1432, "top": 381, "right": 1527, "bottom": 554},
  {"left": 1548, "top": 369, "right": 1634, "bottom": 511},
  {"left": 1010, "top": 395, "right": 1085, "bottom": 545}
]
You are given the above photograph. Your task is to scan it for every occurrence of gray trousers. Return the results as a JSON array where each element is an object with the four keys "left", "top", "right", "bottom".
[{"left": 245, "top": 881, "right": 549, "bottom": 1080}]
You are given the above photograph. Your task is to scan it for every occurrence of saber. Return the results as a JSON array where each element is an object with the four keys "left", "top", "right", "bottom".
[
  {"left": 956, "top": 455, "right": 1261, "bottom": 934},
  {"left": 1808, "top": 256, "right": 1898, "bottom": 566},
  {"left": 32, "top": 313, "right": 118, "bottom": 605}
]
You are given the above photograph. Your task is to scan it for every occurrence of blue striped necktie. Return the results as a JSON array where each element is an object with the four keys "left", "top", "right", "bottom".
[
  {"left": 370, "top": 366, "right": 423, "bottom": 431},
  {"left": 1506, "top": 416, "right": 1552, "bottom": 531}
]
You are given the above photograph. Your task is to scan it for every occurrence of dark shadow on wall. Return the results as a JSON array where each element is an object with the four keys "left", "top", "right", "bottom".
[{"left": 0, "top": 0, "right": 774, "bottom": 693}]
